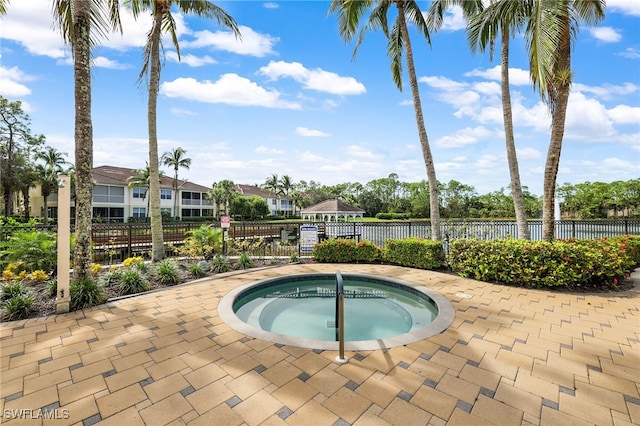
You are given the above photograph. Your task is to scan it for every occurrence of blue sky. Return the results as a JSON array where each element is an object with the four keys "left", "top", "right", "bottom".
[{"left": 1, "top": 0, "right": 638, "bottom": 196}]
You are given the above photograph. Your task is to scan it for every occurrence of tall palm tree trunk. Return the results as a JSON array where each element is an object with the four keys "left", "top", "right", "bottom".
[
  {"left": 72, "top": 0, "right": 94, "bottom": 282},
  {"left": 501, "top": 26, "right": 529, "bottom": 239},
  {"left": 542, "top": 10, "right": 571, "bottom": 242},
  {"left": 148, "top": 5, "right": 164, "bottom": 261},
  {"left": 398, "top": 5, "right": 441, "bottom": 240}
]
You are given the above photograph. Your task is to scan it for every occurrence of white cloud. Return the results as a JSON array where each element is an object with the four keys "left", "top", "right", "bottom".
[
  {"left": 465, "top": 65, "right": 531, "bottom": 86},
  {"left": 588, "top": 26, "right": 622, "bottom": 43},
  {"left": 169, "top": 107, "right": 196, "bottom": 116},
  {"left": 263, "top": 2, "right": 279, "bottom": 9},
  {"left": 1, "top": 2, "right": 68, "bottom": 58},
  {"left": 606, "top": 0, "right": 640, "bottom": 16},
  {"left": 419, "top": 75, "right": 467, "bottom": 91},
  {"left": 165, "top": 51, "right": 216, "bottom": 67},
  {"left": 572, "top": 82, "right": 638, "bottom": 100},
  {"left": 607, "top": 105, "right": 640, "bottom": 125},
  {"left": 183, "top": 25, "right": 278, "bottom": 57},
  {"left": 344, "top": 145, "right": 379, "bottom": 159},
  {"left": 0, "top": 66, "right": 32, "bottom": 97},
  {"left": 434, "top": 5, "right": 467, "bottom": 31},
  {"left": 516, "top": 147, "right": 543, "bottom": 160},
  {"left": 295, "top": 127, "right": 331, "bottom": 137},
  {"left": 564, "top": 92, "right": 615, "bottom": 140},
  {"left": 618, "top": 47, "right": 640, "bottom": 59},
  {"left": 258, "top": 61, "right": 366, "bottom": 96},
  {"left": 435, "top": 126, "right": 493, "bottom": 148},
  {"left": 255, "top": 145, "right": 284, "bottom": 154},
  {"left": 160, "top": 75, "right": 301, "bottom": 109},
  {"left": 92, "top": 56, "right": 129, "bottom": 69}
]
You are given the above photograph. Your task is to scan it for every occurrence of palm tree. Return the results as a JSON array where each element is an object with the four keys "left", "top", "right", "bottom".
[
  {"left": 161, "top": 147, "right": 191, "bottom": 219},
  {"left": 468, "top": 0, "right": 605, "bottom": 241},
  {"left": 329, "top": 0, "right": 441, "bottom": 240},
  {"left": 429, "top": 0, "right": 530, "bottom": 239},
  {"left": 35, "top": 146, "right": 70, "bottom": 225},
  {"left": 125, "top": 0, "right": 240, "bottom": 261},
  {"left": 263, "top": 173, "right": 282, "bottom": 215},
  {"left": 52, "top": 0, "right": 121, "bottom": 282},
  {"left": 127, "top": 164, "right": 164, "bottom": 218}
]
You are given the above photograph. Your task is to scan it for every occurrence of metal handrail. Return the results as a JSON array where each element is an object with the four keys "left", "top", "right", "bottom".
[{"left": 335, "top": 271, "right": 348, "bottom": 363}]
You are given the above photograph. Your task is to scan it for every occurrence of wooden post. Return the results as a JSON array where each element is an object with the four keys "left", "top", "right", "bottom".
[{"left": 56, "top": 175, "right": 71, "bottom": 314}]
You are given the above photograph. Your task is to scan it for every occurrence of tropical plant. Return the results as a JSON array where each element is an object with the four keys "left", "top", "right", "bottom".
[
  {"left": 117, "top": 268, "right": 150, "bottom": 295},
  {"left": 236, "top": 253, "right": 254, "bottom": 270},
  {"left": 0, "top": 230, "right": 57, "bottom": 273},
  {"left": 161, "top": 147, "right": 191, "bottom": 218},
  {"left": 467, "top": 0, "right": 605, "bottom": 240},
  {"left": 2, "top": 293, "right": 33, "bottom": 321},
  {"left": 70, "top": 278, "right": 107, "bottom": 310},
  {"left": 127, "top": 163, "right": 164, "bottom": 218},
  {"left": 188, "top": 262, "right": 205, "bottom": 278},
  {"left": 1, "top": 281, "right": 29, "bottom": 301},
  {"left": 155, "top": 258, "right": 180, "bottom": 285},
  {"left": 125, "top": 0, "right": 240, "bottom": 261},
  {"left": 211, "top": 255, "right": 231, "bottom": 273},
  {"left": 34, "top": 146, "right": 70, "bottom": 225},
  {"left": 329, "top": 0, "right": 441, "bottom": 240},
  {"left": 52, "top": 0, "right": 122, "bottom": 282}
]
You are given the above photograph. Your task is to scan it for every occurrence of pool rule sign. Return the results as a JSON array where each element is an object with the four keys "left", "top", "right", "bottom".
[
  {"left": 300, "top": 225, "right": 318, "bottom": 252},
  {"left": 221, "top": 216, "right": 230, "bottom": 254}
]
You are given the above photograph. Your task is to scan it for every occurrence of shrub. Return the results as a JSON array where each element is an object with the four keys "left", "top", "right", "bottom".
[
  {"left": 117, "top": 269, "right": 151, "bottom": 295},
  {"left": 211, "top": 255, "right": 231, "bottom": 273},
  {"left": 290, "top": 252, "right": 299, "bottom": 263},
  {"left": 90, "top": 263, "right": 103, "bottom": 277},
  {"left": 0, "top": 230, "right": 57, "bottom": 273},
  {"left": 382, "top": 238, "right": 445, "bottom": 270},
  {"left": 2, "top": 294, "right": 33, "bottom": 321},
  {"left": 175, "top": 225, "right": 223, "bottom": 260},
  {"left": 123, "top": 256, "right": 145, "bottom": 268},
  {"left": 1, "top": 281, "right": 29, "bottom": 301},
  {"left": 189, "top": 263, "right": 205, "bottom": 278},
  {"left": 312, "top": 239, "right": 381, "bottom": 263},
  {"left": 49, "top": 279, "right": 57, "bottom": 298},
  {"left": 29, "top": 270, "right": 50, "bottom": 282},
  {"left": 236, "top": 253, "right": 255, "bottom": 270},
  {"left": 155, "top": 259, "right": 180, "bottom": 285},
  {"left": 448, "top": 237, "right": 639, "bottom": 289},
  {"left": 70, "top": 278, "right": 107, "bottom": 310}
]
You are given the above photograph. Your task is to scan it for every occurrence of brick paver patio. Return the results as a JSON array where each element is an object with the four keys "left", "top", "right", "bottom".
[{"left": 1, "top": 264, "right": 639, "bottom": 425}]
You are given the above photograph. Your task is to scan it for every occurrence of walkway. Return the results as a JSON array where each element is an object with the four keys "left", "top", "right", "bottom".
[{"left": 1, "top": 264, "right": 639, "bottom": 425}]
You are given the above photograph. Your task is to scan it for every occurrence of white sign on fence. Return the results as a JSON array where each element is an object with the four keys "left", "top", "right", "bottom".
[{"left": 300, "top": 225, "right": 318, "bottom": 252}]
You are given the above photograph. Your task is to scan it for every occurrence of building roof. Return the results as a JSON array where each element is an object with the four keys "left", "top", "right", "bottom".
[
  {"left": 235, "top": 184, "right": 292, "bottom": 200},
  {"left": 301, "top": 199, "right": 365, "bottom": 214},
  {"left": 93, "top": 165, "right": 210, "bottom": 192}
]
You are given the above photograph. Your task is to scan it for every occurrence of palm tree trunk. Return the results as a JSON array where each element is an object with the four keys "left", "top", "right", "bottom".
[
  {"left": 72, "top": 0, "right": 94, "bottom": 282},
  {"left": 148, "top": 6, "right": 164, "bottom": 261},
  {"left": 501, "top": 26, "right": 529, "bottom": 239},
  {"left": 398, "top": 5, "right": 441, "bottom": 240},
  {"left": 173, "top": 169, "right": 178, "bottom": 219},
  {"left": 542, "top": 9, "right": 571, "bottom": 242}
]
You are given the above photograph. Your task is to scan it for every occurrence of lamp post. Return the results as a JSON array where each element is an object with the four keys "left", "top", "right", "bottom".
[{"left": 56, "top": 175, "right": 71, "bottom": 313}]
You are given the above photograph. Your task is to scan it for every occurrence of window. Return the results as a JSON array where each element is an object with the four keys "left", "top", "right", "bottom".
[
  {"left": 93, "top": 207, "right": 124, "bottom": 222},
  {"left": 160, "top": 189, "right": 172, "bottom": 200},
  {"left": 181, "top": 192, "right": 201, "bottom": 205},
  {"left": 271, "top": 199, "right": 276, "bottom": 205},
  {"left": 93, "top": 185, "right": 124, "bottom": 203},
  {"left": 132, "top": 208, "right": 146, "bottom": 218},
  {"left": 132, "top": 187, "right": 146, "bottom": 199}
]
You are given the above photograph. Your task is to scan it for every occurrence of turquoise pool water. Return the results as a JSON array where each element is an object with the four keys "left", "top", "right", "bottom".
[{"left": 232, "top": 275, "right": 438, "bottom": 342}]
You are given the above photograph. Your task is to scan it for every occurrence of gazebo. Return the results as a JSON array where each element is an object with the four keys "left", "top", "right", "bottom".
[{"left": 300, "top": 199, "right": 365, "bottom": 222}]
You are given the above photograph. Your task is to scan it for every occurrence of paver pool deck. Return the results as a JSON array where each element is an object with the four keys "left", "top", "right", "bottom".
[{"left": 1, "top": 263, "right": 639, "bottom": 425}]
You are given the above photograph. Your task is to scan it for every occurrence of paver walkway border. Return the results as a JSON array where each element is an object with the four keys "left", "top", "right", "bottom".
[{"left": 1, "top": 264, "right": 639, "bottom": 425}]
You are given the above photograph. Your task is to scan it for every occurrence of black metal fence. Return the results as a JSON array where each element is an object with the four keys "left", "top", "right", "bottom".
[{"left": 2, "top": 219, "right": 639, "bottom": 264}]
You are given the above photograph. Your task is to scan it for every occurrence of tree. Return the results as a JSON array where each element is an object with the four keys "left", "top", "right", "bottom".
[
  {"left": 329, "top": 0, "right": 441, "bottom": 240},
  {"left": 127, "top": 163, "right": 164, "bottom": 218},
  {"left": 208, "top": 179, "right": 237, "bottom": 218},
  {"left": 468, "top": 0, "right": 605, "bottom": 240},
  {"left": 161, "top": 147, "right": 191, "bottom": 219},
  {"left": 52, "top": 0, "right": 122, "bottom": 282},
  {"left": 0, "top": 97, "right": 45, "bottom": 216},
  {"left": 263, "top": 173, "right": 282, "bottom": 215},
  {"left": 126, "top": 0, "right": 240, "bottom": 261},
  {"left": 430, "top": 0, "right": 530, "bottom": 238},
  {"left": 34, "top": 146, "right": 70, "bottom": 225}
]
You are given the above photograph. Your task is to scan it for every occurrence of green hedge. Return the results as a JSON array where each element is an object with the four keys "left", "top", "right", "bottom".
[
  {"left": 449, "top": 236, "right": 640, "bottom": 288},
  {"left": 312, "top": 239, "right": 381, "bottom": 263},
  {"left": 382, "top": 238, "right": 445, "bottom": 270}
]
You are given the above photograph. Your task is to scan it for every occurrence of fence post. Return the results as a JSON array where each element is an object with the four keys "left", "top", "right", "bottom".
[
  {"left": 625, "top": 219, "right": 628, "bottom": 235},
  {"left": 572, "top": 220, "right": 576, "bottom": 239},
  {"left": 127, "top": 223, "right": 132, "bottom": 258}
]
